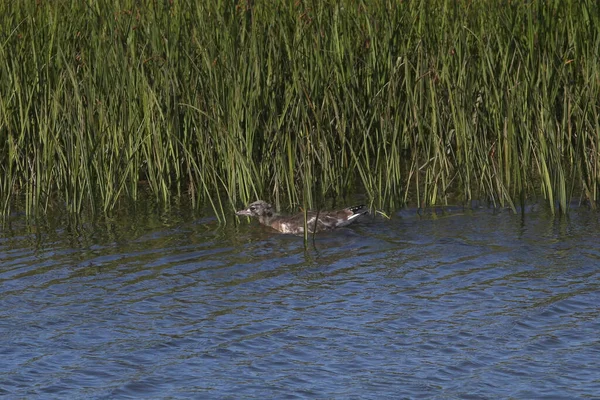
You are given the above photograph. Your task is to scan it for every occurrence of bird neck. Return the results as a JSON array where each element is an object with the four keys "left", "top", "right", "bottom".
[{"left": 258, "top": 211, "right": 277, "bottom": 226}]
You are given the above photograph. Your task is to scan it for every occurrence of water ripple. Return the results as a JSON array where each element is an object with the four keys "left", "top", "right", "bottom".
[{"left": 1, "top": 206, "right": 599, "bottom": 398}]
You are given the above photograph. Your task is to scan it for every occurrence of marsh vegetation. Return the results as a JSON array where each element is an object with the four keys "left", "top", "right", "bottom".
[{"left": 1, "top": 0, "right": 599, "bottom": 218}]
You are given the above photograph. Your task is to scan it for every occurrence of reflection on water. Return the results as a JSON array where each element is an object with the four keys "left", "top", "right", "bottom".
[{"left": 1, "top": 203, "right": 599, "bottom": 398}]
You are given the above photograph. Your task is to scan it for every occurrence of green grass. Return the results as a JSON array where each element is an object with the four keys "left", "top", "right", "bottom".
[{"left": 1, "top": 0, "right": 599, "bottom": 219}]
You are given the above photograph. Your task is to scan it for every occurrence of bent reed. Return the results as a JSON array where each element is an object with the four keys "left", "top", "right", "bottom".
[{"left": 1, "top": 0, "right": 599, "bottom": 218}]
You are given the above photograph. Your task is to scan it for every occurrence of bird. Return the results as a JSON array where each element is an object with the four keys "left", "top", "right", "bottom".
[{"left": 236, "top": 200, "right": 368, "bottom": 234}]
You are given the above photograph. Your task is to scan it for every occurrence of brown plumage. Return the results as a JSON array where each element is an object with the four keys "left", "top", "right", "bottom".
[{"left": 236, "top": 200, "right": 368, "bottom": 234}]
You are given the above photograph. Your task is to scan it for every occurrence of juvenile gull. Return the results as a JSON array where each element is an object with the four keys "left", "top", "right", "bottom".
[{"left": 236, "top": 200, "right": 368, "bottom": 234}]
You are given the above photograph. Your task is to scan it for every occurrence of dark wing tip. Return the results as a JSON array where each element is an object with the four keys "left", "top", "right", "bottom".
[{"left": 347, "top": 205, "right": 368, "bottom": 215}]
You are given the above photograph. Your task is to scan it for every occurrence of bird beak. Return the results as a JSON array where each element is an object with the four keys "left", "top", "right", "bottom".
[{"left": 236, "top": 208, "right": 252, "bottom": 216}]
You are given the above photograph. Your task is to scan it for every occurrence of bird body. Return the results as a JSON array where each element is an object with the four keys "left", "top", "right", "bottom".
[{"left": 236, "top": 200, "right": 367, "bottom": 234}]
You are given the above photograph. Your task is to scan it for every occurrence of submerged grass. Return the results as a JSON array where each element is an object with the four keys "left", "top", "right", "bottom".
[{"left": 1, "top": 0, "right": 599, "bottom": 219}]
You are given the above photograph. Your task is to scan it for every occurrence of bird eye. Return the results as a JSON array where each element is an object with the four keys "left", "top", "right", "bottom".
[{"left": 249, "top": 206, "right": 255, "bottom": 211}]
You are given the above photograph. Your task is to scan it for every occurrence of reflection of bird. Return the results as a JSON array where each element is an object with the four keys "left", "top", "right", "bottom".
[{"left": 236, "top": 200, "right": 368, "bottom": 234}]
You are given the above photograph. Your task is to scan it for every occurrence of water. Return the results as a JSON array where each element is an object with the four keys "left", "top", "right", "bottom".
[{"left": 1, "top": 203, "right": 599, "bottom": 399}]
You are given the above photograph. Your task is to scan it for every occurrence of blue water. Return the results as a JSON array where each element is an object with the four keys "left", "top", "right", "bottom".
[{"left": 1, "top": 204, "right": 599, "bottom": 399}]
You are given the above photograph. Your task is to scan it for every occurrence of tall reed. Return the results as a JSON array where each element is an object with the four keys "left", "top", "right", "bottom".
[{"left": 0, "top": 0, "right": 598, "bottom": 218}]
